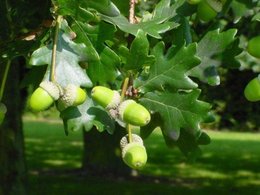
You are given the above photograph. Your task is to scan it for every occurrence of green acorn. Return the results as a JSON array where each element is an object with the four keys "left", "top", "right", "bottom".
[
  {"left": 244, "top": 77, "right": 260, "bottom": 102},
  {"left": 91, "top": 86, "right": 120, "bottom": 109},
  {"left": 59, "top": 84, "right": 87, "bottom": 108},
  {"left": 29, "top": 81, "right": 60, "bottom": 112},
  {"left": 0, "top": 102, "right": 7, "bottom": 125},
  {"left": 187, "top": 0, "right": 201, "bottom": 5},
  {"left": 197, "top": 0, "right": 218, "bottom": 22},
  {"left": 119, "top": 100, "right": 151, "bottom": 127},
  {"left": 120, "top": 134, "right": 147, "bottom": 169},
  {"left": 122, "top": 142, "right": 147, "bottom": 170},
  {"left": 247, "top": 36, "right": 260, "bottom": 59}
]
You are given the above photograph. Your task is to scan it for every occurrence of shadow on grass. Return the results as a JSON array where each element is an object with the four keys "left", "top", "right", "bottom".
[{"left": 24, "top": 121, "right": 260, "bottom": 194}]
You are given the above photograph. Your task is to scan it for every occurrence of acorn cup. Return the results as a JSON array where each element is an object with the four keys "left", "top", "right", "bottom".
[
  {"left": 119, "top": 100, "right": 151, "bottom": 127},
  {"left": 120, "top": 134, "right": 147, "bottom": 170},
  {"left": 59, "top": 84, "right": 87, "bottom": 108},
  {"left": 206, "top": 0, "right": 223, "bottom": 12},
  {"left": 29, "top": 81, "right": 60, "bottom": 112},
  {"left": 91, "top": 86, "right": 120, "bottom": 109}
]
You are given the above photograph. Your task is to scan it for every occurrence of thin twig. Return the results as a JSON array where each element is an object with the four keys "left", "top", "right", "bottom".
[
  {"left": 50, "top": 15, "right": 62, "bottom": 82},
  {"left": 129, "top": 0, "right": 137, "bottom": 24},
  {"left": 0, "top": 60, "right": 11, "bottom": 101}
]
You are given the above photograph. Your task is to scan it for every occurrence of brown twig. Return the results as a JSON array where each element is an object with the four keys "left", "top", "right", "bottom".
[{"left": 129, "top": 0, "right": 137, "bottom": 24}]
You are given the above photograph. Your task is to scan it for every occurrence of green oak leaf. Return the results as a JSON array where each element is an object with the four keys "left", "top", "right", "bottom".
[
  {"left": 60, "top": 94, "right": 115, "bottom": 134},
  {"left": 230, "top": 0, "right": 258, "bottom": 23},
  {"left": 120, "top": 30, "right": 155, "bottom": 71},
  {"left": 59, "top": 96, "right": 95, "bottom": 133},
  {"left": 135, "top": 42, "right": 200, "bottom": 92},
  {"left": 189, "top": 29, "right": 240, "bottom": 86},
  {"left": 70, "top": 21, "right": 100, "bottom": 62},
  {"left": 173, "top": 128, "right": 202, "bottom": 161},
  {"left": 87, "top": 45, "right": 120, "bottom": 85},
  {"left": 56, "top": 0, "right": 119, "bottom": 18},
  {"left": 101, "top": 0, "right": 181, "bottom": 38},
  {"left": 88, "top": 107, "right": 115, "bottom": 134},
  {"left": 252, "top": 12, "right": 260, "bottom": 22},
  {"left": 139, "top": 89, "right": 211, "bottom": 141},
  {"left": 29, "top": 20, "right": 93, "bottom": 88},
  {"left": 167, "top": 129, "right": 210, "bottom": 161}
]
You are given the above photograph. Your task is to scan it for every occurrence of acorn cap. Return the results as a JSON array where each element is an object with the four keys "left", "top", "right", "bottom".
[
  {"left": 120, "top": 134, "right": 144, "bottom": 150},
  {"left": 61, "top": 84, "right": 86, "bottom": 107},
  {"left": 206, "top": 0, "right": 223, "bottom": 12},
  {"left": 106, "top": 91, "right": 120, "bottom": 109},
  {"left": 39, "top": 81, "right": 60, "bottom": 100}
]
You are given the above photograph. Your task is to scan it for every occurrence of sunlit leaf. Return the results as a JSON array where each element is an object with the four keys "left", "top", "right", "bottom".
[
  {"left": 29, "top": 20, "right": 93, "bottom": 88},
  {"left": 136, "top": 42, "right": 199, "bottom": 92}
]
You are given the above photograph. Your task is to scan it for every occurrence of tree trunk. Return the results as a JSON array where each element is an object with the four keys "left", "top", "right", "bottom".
[
  {"left": 82, "top": 123, "right": 131, "bottom": 176},
  {"left": 0, "top": 60, "right": 27, "bottom": 195}
]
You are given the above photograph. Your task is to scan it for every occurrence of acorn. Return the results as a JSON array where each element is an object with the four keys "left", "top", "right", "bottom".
[
  {"left": 197, "top": 0, "right": 218, "bottom": 22},
  {"left": 120, "top": 134, "right": 147, "bottom": 169},
  {"left": 122, "top": 142, "right": 147, "bottom": 170},
  {"left": 244, "top": 77, "right": 260, "bottom": 102},
  {"left": 29, "top": 81, "right": 60, "bottom": 112},
  {"left": 247, "top": 36, "right": 260, "bottom": 59},
  {"left": 91, "top": 86, "right": 120, "bottom": 109},
  {"left": 187, "top": 0, "right": 201, "bottom": 4},
  {"left": 0, "top": 102, "right": 7, "bottom": 125},
  {"left": 119, "top": 100, "right": 151, "bottom": 127},
  {"left": 59, "top": 84, "right": 87, "bottom": 108}
]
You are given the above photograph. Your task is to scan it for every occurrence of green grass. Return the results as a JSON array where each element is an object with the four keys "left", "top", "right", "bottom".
[{"left": 23, "top": 120, "right": 260, "bottom": 195}]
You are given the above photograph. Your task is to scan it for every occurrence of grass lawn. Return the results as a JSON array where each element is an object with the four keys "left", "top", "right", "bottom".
[{"left": 23, "top": 120, "right": 260, "bottom": 195}]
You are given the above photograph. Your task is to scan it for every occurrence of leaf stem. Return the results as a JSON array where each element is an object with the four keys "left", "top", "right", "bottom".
[
  {"left": 50, "top": 15, "right": 62, "bottom": 82},
  {"left": 0, "top": 60, "right": 11, "bottom": 101}
]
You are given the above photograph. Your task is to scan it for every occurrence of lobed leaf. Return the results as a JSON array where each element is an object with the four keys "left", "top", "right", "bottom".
[
  {"left": 136, "top": 42, "right": 200, "bottom": 92},
  {"left": 189, "top": 29, "right": 240, "bottom": 86},
  {"left": 139, "top": 89, "right": 211, "bottom": 141}
]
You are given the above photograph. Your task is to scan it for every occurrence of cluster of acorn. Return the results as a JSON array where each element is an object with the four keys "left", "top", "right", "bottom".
[
  {"left": 91, "top": 86, "right": 151, "bottom": 169},
  {"left": 29, "top": 81, "right": 87, "bottom": 112},
  {"left": 29, "top": 83, "right": 150, "bottom": 169}
]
